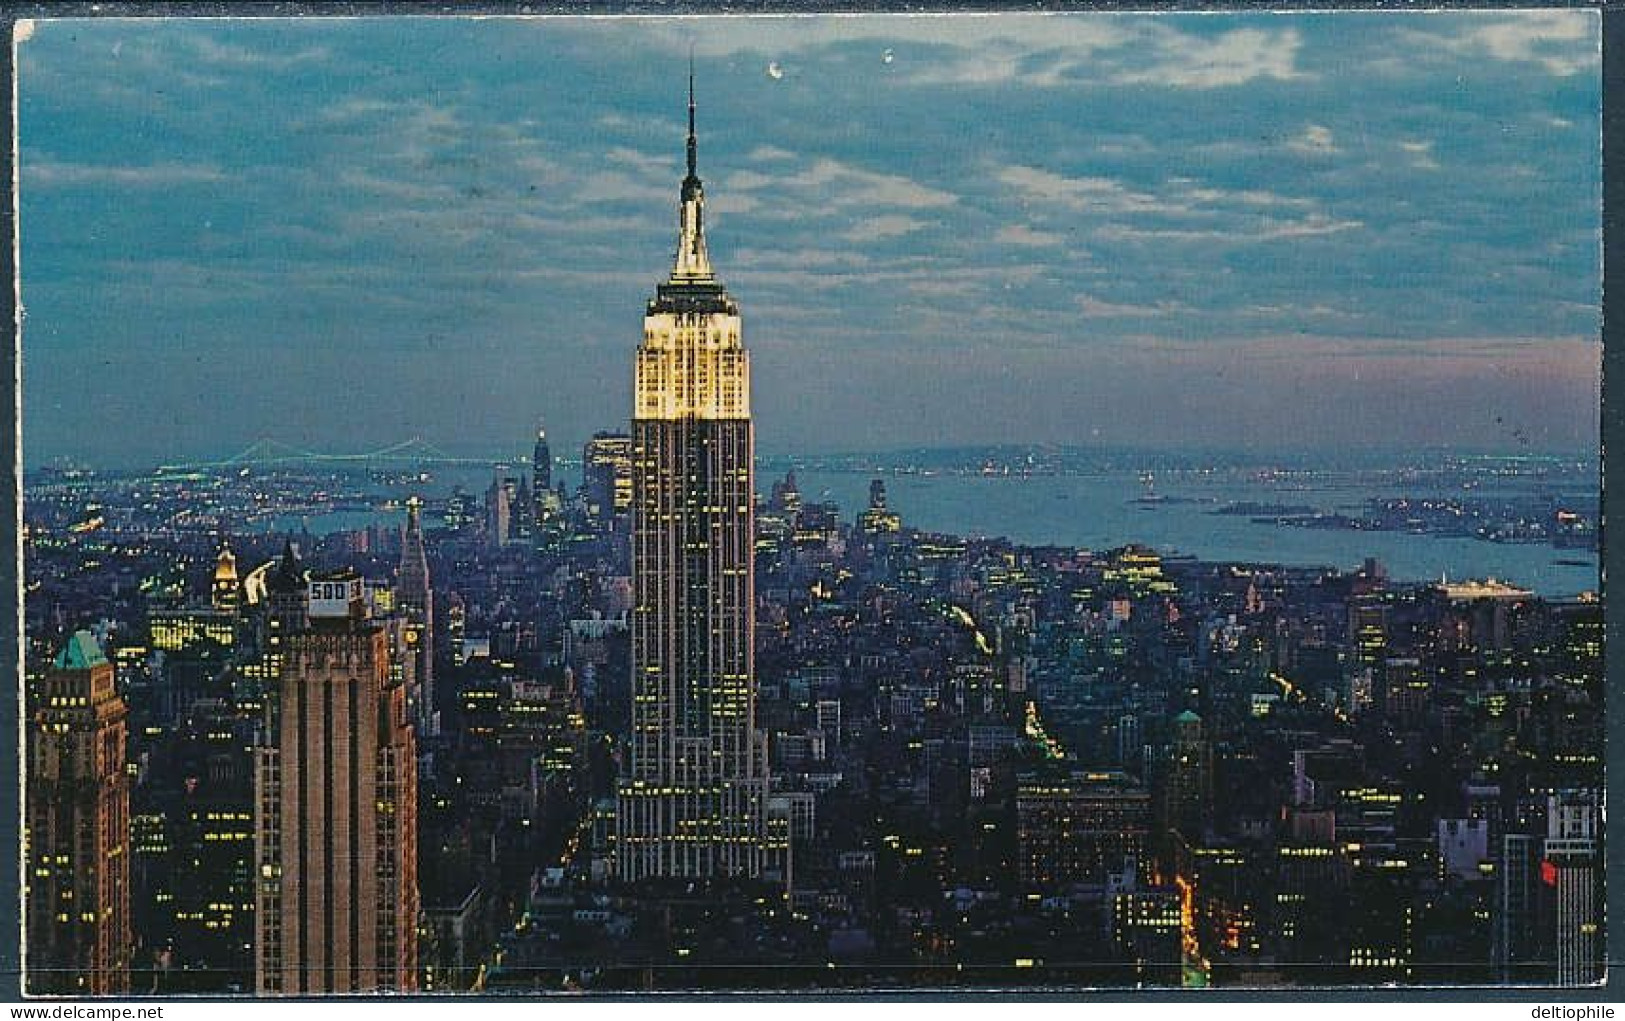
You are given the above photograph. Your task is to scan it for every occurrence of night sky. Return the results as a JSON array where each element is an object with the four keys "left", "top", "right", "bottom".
[{"left": 16, "top": 13, "right": 1602, "bottom": 467}]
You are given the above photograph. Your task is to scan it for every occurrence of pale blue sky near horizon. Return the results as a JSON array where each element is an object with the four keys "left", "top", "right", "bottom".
[{"left": 16, "top": 12, "right": 1603, "bottom": 468}]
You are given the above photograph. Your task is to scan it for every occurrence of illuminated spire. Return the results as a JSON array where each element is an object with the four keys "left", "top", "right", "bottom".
[
  {"left": 214, "top": 542, "right": 238, "bottom": 583},
  {"left": 214, "top": 542, "right": 241, "bottom": 612},
  {"left": 672, "top": 61, "right": 712, "bottom": 281},
  {"left": 398, "top": 495, "right": 430, "bottom": 613},
  {"left": 686, "top": 53, "right": 698, "bottom": 184}
]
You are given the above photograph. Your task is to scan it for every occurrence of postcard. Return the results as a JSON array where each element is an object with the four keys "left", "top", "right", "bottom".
[{"left": 14, "top": 10, "right": 1603, "bottom": 996}]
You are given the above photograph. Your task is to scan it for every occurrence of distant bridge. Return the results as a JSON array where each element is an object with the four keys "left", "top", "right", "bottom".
[{"left": 158, "top": 437, "right": 500, "bottom": 471}]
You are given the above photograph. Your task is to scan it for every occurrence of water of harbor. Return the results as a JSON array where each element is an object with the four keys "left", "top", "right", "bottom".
[
  {"left": 258, "top": 464, "right": 1599, "bottom": 599},
  {"left": 791, "top": 469, "right": 1598, "bottom": 599}
]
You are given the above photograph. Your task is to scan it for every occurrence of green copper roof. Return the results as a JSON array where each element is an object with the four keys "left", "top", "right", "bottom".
[
  {"left": 1174, "top": 709, "right": 1202, "bottom": 724},
  {"left": 53, "top": 630, "right": 107, "bottom": 670}
]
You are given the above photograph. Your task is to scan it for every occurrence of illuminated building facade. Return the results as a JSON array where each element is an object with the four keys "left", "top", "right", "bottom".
[
  {"left": 254, "top": 571, "right": 419, "bottom": 993},
  {"left": 213, "top": 544, "right": 241, "bottom": 613},
  {"left": 533, "top": 423, "right": 552, "bottom": 494},
  {"left": 148, "top": 608, "right": 236, "bottom": 658},
  {"left": 1104, "top": 546, "right": 1177, "bottom": 597},
  {"left": 616, "top": 78, "right": 781, "bottom": 883},
  {"left": 858, "top": 478, "right": 902, "bottom": 534},
  {"left": 583, "top": 432, "right": 634, "bottom": 531},
  {"left": 130, "top": 695, "right": 257, "bottom": 991},
  {"left": 1016, "top": 771, "right": 1150, "bottom": 888},
  {"left": 533, "top": 423, "right": 562, "bottom": 533},
  {"left": 25, "top": 631, "right": 131, "bottom": 995},
  {"left": 147, "top": 544, "right": 244, "bottom": 658},
  {"left": 1348, "top": 595, "right": 1386, "bottom": 668},
  {"left": 1112, "top": 889, "right": 1182, "bottom": 983}
]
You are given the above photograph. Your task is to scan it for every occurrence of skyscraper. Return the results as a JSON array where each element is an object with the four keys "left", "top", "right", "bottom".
[
  {"left": 532, "top": 424, "right": 565, "bottom": 542},
  {"left": 858, "top": 478, "right": 902, "bottom": 534},
  {"left": 1545, "top": 790, "right": 1601, "bottom": 985},
  {"left": 582, "top": 432, "right": 634, "bottom": 532},
  {"left": 1017, "top": 771, "right": 1150, "bottom": 889},
  {"left": 397, "top": 496, "right": 436, "bottom": 736},
  {"left": 25, "top": 631, "right": 131, "bottom": 995},
  {"left": 1162, "top": 710, "right": 1213, "bottom": 844},
  {"left": 533, "top": 423, "right": 552, "bottom": 501},
  {"left": 254, "top": 571, "right": 419, "bottom": 993},
  {"left": 616, "top": 75, "right": 781, "bottom": 883},
  {"left": 486, "top": 469, "right": 511, "bottom": 549},
  {"left": 1494, "top": 832, "right": 1540, "bottom": 980}
]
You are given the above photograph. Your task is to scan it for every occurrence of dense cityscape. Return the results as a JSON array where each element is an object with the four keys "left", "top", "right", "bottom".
[{"left": 22, "top": 79, "right": 1602, "bottom": 996}]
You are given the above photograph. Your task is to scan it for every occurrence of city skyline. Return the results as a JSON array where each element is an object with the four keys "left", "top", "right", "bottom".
[
  {"left": 17, "top": 29, "right": 1606, "bottom": 990},
  {"left": 17, "top": 12, "right": 1602, "bottom": 467}
]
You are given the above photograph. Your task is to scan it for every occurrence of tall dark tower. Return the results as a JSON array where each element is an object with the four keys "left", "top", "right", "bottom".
[
  {"left": 533, "top": 423, "right": 552, "bottom": 495},
  {"left": 616, "top": 73, "right": 782, "bottom": 882},
  {"left": 397, "top": 496, "right": 435, "bottom": 736},
  {"left": 1162, "top": 710, "right": 1213, "bottom": 844}
]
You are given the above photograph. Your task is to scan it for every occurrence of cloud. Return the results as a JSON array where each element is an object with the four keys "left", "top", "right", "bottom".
[
  {"left": 184, "top": 33, "right": 330, "bottom": 70},
  {"left": 1117, "top": 25, "right": 1305, "bottom": 90},
  {"left": 14, "top": 13, "right": 1601, "bottom": 462},
  {"left": 844, "top": 214, "right": 929, "bottom": 243},
  {"left": 1287, "top": 124, "right": 1337, "bottom": 156},
  {"left": 24, "top": 158, "right": 228, "bottom": 187},
  {"left": 1076, "top": 294, "right": 1187, "bottom": 318},
  {"left": 1257, "top": 213, "right": 1364, "bottom": 240},
  {"left": 903, "top": 22, "right": 1306, "bottom": 90},
  {"left": 604, "top": 146, "right": 677, "bottom": 176},
  {"left": 1095, "top": 215, "right": 1363, "bottom": 244},
  {"left": 995, "top": 165, "right": 1356, "bottom": 243},
  {"left": 1398, "top": 139, "right": 1440, "bottom": 171},
  {"left": 998, "top": 166, "right": 1163, "bottom": 215},
  {"left": 642, "top": 15, "right": 1307, "bottom": 91},
  {"left": 726, "top": 157, "right": 956, "bottom": 213},
  {"left": 1176, "top": 183, "right": 1314, "bottom": 209},
  {"left": 575, "top": 169, "right": 668, "bottom": 205},
  {"left": 994, "top": 224, "right": 1066, "bottom": 247},
  {"left": 1447, "top": 11, "right": 1598, "bottom": 77}
]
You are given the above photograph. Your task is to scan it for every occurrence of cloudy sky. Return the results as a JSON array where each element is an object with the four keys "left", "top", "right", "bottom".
[{"left": 17, "top": 12, "right": 1601, "bottom": 467}]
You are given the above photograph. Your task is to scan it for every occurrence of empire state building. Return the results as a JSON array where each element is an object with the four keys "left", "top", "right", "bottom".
[{"left": 616, "top": 78, "right": 784, "bottom": 883}]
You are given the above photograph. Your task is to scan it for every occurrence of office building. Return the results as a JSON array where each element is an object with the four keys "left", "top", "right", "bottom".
[
  {"left": 1162, "top": 710, "right": 1213, "bottom": 842},
  {"left": 583, "top": 432, "right": 634, "bottom": 531},
  {"left": 486, "top": 470, "right": 511, "bottom": 549},
  {"left": 1545, "top": 790, "right": 1601, "bottom": 985},
  {"left": 1017, "top": 771, "right": 1151, "bottom": 888},
  {"left": 254, "top": 570, "right": 419, "bottom": 993},
  {"left": 616, "top": 76, "right": 780, "bottom": 883},
  {"left": 25, "top": 632, "right": 131, "bottom": 995},
  {"left": 858, "top": 478, "right": 902, "bottom": 534}
]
